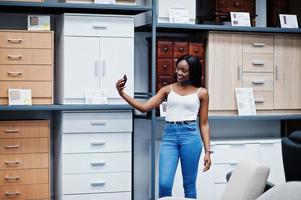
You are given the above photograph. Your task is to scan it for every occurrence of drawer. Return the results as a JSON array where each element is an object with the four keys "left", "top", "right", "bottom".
[
  {"left": 217, "top": 0, "right": 255, "bottom": 13},
  {"left": 64, "top": 14, "right": 134, "bottom": 37},
  {"left": 173, "top": 42, "right": 189, "bottom": 58},
  {"left": 0, "top": 49, "right": 52, "bottom": 65},
  {"left": 0, "top": 31, "right": 52, "bottom": 49},
  {"left": 62, "top": 152, "right": 131, "bottom": 174},
  {"left": 0, "top": 184, "right": 48, "bottom": 200},
  {"left": 214, "top": 163, "right": 237, "bottom": 184},
  {"left": 62, "top": 192, "right": 131, "bottom": 200},
  {"left": 0, "top": 81, "right": 52, "bottom": 97},
  {"left": 253, "top": 91, "right": 274, "bottom": 110},
  {"left": 156, "top": 76, "right": 174, "bottom": 91},
  {"left": 0, "top": 169, "right": 48, "bottom": 185},
  {"left": 243, "top": 34, "right": 274, "bottom": 53},
  {"left": 62, "top": 133, "right": 131, "bottom": 153},
  {"left": 157, "top": 41, "right": 173, "bottom": 58},
  {"left": 0, "top": 153, "right": 49, "bottom": 170},
  {"left": 157, "top": 59, "right": 174, "bottom": 76},
  {"left": 0, "top": 121, "right": 49, "bottom": 139},
  {"left": 62, "top": 172, "right": 131, "bottom": 194},
  {"left": 242, "top": 73, "right": 273, "bottom": 91},
  {"left": 243, "top": 53, "right": 273, "bottom": 72},
  {"left": 0, "top": 138, "right": 49, "bottom": 154},
  {"left": 214, "top": 143, "right": 258, "bottom": 163},
  {"left": 63, "top": 111, "right": 132, "bottom": 133},
  {"left": 0, "top": 65, "right": 52, "bottom": 81},
  {"left": 189, "top": 42, "right": 205, "bottom": 59}
]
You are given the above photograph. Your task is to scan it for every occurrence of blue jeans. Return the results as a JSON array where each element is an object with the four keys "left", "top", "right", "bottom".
[{"left": 159, "top": 121, "right": 202, "bottom": 199}]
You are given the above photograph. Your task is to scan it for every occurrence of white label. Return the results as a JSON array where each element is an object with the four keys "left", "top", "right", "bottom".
[
  {"left": 27, "top": 15, "right": 50, "bottom": 31},
  {"left": 8, "top": 89, "right": 32, "bottom": 106},
  {"left": 231, "top": 12, "right": 251, "bottom": 27},
  {"left": 85, "top": 89, "right": 108, "bottom": 104},
  {"left": 235, "top": 88, "right": 256, "bottom": 116},
  {"left": 169, "top": 7, "right": 190, "bottom": 24},
  {"left": 279, "top": 14, "right": 299, "bottom": 28}
]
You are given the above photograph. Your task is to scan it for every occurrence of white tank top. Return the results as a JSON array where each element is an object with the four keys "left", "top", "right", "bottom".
[{"left": 165, "top": 84, "right": 201, "bottom": 122}]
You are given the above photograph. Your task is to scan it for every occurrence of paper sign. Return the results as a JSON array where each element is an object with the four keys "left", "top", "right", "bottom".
[
  {"left": 159, "top": 101, "right": 167, "bottom": 117},
  {"left": 85, "top": 89, "right": 108, "bottom": 104},
  {"left": 8, "top": 89, "right": 32, "bottom": 106},
  {"left": 169, "top": 7, "right": 190, "bottom": 24},
  {"left": 279, "top": 14, "right": 299, "bottom": 28},
  {"left": 235, "top": 88, "right": 256, "bottom": 116},
  {"left": 231, "top": 12, "right": 251, "bottom": 27},
  {"left": 28, "top": 15, "right": 50, "bottom": 31}
]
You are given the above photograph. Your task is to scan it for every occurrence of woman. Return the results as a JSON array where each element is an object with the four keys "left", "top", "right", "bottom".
[{"left": 116, "top": 54, "right": 211, "bottom": 199}]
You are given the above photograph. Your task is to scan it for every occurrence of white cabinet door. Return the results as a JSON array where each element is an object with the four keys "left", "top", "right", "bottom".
[
  {"left": 99, "top": 37, "right": 134, "bottom": 102},
  {"left": 64, "top": 37, "right": 100, "bottom": 101}
]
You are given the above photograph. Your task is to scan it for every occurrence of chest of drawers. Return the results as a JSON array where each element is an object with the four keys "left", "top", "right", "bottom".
[{"left": 0, "top": 30, "right": 53, "bottom": 105}]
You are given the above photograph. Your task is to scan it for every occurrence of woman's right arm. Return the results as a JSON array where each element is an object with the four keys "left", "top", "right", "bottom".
[{"left": 116, "top": 79, "right": 168, "bottom": 113}]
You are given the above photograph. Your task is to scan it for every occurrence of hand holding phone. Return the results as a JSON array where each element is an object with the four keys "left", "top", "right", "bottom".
[{"left": 120, "top": 74, "right": 127, "bottom": 87}]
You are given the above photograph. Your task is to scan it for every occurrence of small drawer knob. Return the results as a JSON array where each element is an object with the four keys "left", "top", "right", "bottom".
[
  {"left": 163, "top": 47, "right": 168, "bottom": 52},
  {"left": 235, "top": 2, "right": 239, "bottom": 6},
  {"left": 179, "top": 47, "right": 184, "bottom": 51}
]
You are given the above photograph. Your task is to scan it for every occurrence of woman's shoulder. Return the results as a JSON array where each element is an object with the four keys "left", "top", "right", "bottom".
[{"left": 197, "top": 87, "right": 209, "bottom": 100}]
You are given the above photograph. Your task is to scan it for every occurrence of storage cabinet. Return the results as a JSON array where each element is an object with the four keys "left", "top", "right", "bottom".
[
  {"left": 56, "top": 14, "right": 134, "bottom": 104},
  {"left": 0, "top": 30, "right": 53, "bottom": 105},
  {"left": 55, "top": 111, "right": 132, "bottom": 200},
  {"left": 0, "top": 120, "right": 50, "bottom": 200}
]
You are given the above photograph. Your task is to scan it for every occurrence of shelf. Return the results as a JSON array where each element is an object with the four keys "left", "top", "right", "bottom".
[
  {"left": 0, "top": 1, "right": 151, "bottom": 15},
  {"left": 156, "top": 23, "right": 301, "bottom": 34},
  {"left": 0, "top": 104, "right": 132, "bottom": 111}
]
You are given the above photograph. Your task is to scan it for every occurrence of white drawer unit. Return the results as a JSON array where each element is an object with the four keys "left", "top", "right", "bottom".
[{"left": 55, "top": 111, "right": 132, "bottom": 200}]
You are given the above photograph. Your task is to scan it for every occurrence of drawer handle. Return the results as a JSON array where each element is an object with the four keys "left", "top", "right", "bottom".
[
  {"left": 90, "top": 181, "right": 106, "bottom": 187},
  {"left": 92, "top": 24, "right": 107, "bottom": 29},
  {"left": 7, "top": 55, "right": 22, "bottom": 60},
  {"left": 5, "top": 191, "right": 20, "bottom": 196},
  {"left": 5, "top": 176, "right": 20, "bottom": 181},
  {"left": 7, "top": 38, "right": 23, "bottom": 43},
  {"left": 4, "top": 129, "right": 20, "bottom": 133},
  {"left": 179, "top": 47, "right": 184, "bottom": 51},
  {"left": 90, "top": 161, "right": 106, "bottom": 166},
  {"left": 234, "top": 2, "right": 239, "bottom": 6},
  {"left": 5, "top": 160, "right": 20, "bottom": 165},
  {"left": 7, "top": 71, "right": 22, "bottom": 76},
  {"left": 275, "top": 65, "right": 279, "bottom": 80},
  {"left": 163, "top": 64, "right": 168, "bottom": 69},
  {"left": 252, "top": 60, "right": 265, "bottom": 65},
  {"left": 255, "top": 98, "right": 265, "bottom": 103},
  {"left": 252, "top": 80, "right": 265, "bottom": 85},
  {"left": 90, "top": 141, "right": 106, "bottom": 146},
  {"left": 5, "top": 145, "right": 20, "bottom": 149},
  {"left": 163, "top": 47, "right": 168, "bottom": 52},
  {"left": 252, "top": 43, "right": 266, "bottom": 47},
  {"left": 194, "top": 48, "right": 199, "bottom": 52},
  {"left": 90, "top": 122, "right": 106, "bottom": 126}
]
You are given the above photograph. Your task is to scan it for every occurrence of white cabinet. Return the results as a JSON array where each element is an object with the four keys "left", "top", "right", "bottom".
[{"left": 57, "top": 14, "right": 134, "bottom": 104}]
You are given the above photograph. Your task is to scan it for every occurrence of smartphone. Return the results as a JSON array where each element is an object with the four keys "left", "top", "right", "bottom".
[{"left": 120, "top": 74, "right": 127, "bottom": 87}]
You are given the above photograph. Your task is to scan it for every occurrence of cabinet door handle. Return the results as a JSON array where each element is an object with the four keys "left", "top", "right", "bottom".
[
  {"left": 255, "top": 98, "right": 265, "bottom": 103},
  {"left": 94, "top": 60, "right": 99, "bottom": 77},
  {"left": 252, "top": 42, "right": 266, "bottom": 47},
  {"left": 275, "top": 65, "right": 279, "bottom": 80},
  {"left": 4, "top": 129, "right": 20, "bottom": 133},
  {"left": 5, "top": 191, "right": 20, "bottom": 196},
  {"left": 90, "top": 141, "right": 106, "bottom": 146},
  {"left": 252, "top": 80, "right": 265, "bottom": 85},
  {"left": 5, "top": 160, "right": 20, "bottom": 165},
  {"left": 7, "top": 55, "right": 22, "bottom": 60},
  {"left": 7, "top": 71, "right": 22, "bottom": 76},
  {"left": 5, "top": 176, "right": 20, "bottom": 181},
  {"left": 101, "top": 60, "right": 106, "bottom": 77},
  {"left": 237, "top": 66, "right": 242, "bottom": 80},
  {"left": 90, "top": 121, "right": 106, "bottom": 126},
  {"left": 90, "top": 181, "right": 106, "bottom": 187},
  {"left": 90, "top": 161, "right": 106, "bottom": 166},
  {"left": 7, "top": 38, "right": 23, "bottom": 43},
  {"left": 252, "top": 60, "right": 265, "bottom": 65},
  {"left": 5, "top": 145, "right": 20, "bottom": 149},
  {"left": 92, "top": 24, "right": 107, "bottom": 29}
]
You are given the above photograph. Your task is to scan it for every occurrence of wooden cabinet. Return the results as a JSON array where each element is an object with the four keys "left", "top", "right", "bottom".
[
  {"left": 197, "top": 0, "right": 256, "bottom": 25},
  {"left": 0, "top": 30, "right": 53, "bottom": 105},
  {"left": 55, "top": 111, "right": 132, "bottom": 200},
  {"left": 0, "top": 120, "right": 50, "bottom": 200},
  {"left": 56, "top": 14, "right": 134, "bottom": 104}
]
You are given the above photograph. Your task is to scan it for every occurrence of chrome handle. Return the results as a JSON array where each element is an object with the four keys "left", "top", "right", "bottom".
[
  {"left": 252, "top": 80, "right": 265, "bottom": 85},
  {"left": 90, "top": 181, "right": 106, "bottom": 187},
  {"left": 255, "top": 98, "right": 265, "bottom": 103},
  {"left": 94, "top": 60, "right": 99, "bottom": 77},
  {"left": 90, "top": 121, "right": 106, "bottom": 126},
  {"left": 275, "top": 65, "right": 279, "bottom": 80},
  {"left": 252, "top": 60, "right": 265, "bottom": 65},
  {"left": 102, "top": 60, "right": 106, "bottom": 77},
  {"left": 163, "top": 47, "right": 168, "bottom": 52},
  {"left": 90, "top": 141, "right": 106, "bottom": 146},
  {"left": 5, "top": 176, "right": 20, "bottom": 180},
  {"left": 179, "top": 47, "right": 184, "bottom": 51},
  {"left": 4, "top": 129, "right": 20, "bottom": 133},
  {"left": 252, "top": 42, "right": 266, "bottom": 47},
  {"left": 92, "top": 24, "right": 107, "bottom": 29},
  {"left": 7, "top": 55, "right": 22, "bottom": 60},
  {"left": 5, "top": 145, "right": 20, "bottom": 149},
  {"left": 8, "top": 38, "right": 23, "bottom": 43},
  {"left": 237, "top": 66, "right": 242, "bottom": 80},
  {"left": 5, "top": 191, "right": 20, "bottom": 196},
  {"left": 90, "top": 161, "right": 106, "bottom": 166},
  {"left": 5, "top": 160, "right": 20, "bottom": 165},
  {"left": 7, "top": 71, "right": 22, "bottom": 76}
]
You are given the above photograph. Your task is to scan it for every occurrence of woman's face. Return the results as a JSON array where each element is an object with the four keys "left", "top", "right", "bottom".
[{"left": 176, "top": 60, "right": 190, "bottom": 83}]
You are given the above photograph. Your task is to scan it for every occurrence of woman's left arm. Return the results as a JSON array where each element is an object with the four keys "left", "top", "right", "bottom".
[{"left": 198, "top": 89, "right": 211, "bottom": 172}]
